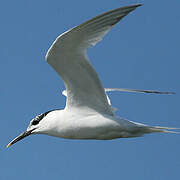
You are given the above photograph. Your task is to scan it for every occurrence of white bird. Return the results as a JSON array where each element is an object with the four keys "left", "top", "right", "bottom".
[{"left": 7, "top": 4, "right": 178, "bottom": 148}]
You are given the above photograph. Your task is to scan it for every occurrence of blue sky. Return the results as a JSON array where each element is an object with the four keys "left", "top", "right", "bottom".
[{"left": 1, "top": 0, "right": 180, "bottom": 179}]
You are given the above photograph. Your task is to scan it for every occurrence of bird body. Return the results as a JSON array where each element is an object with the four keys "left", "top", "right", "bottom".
[
  {"left": 31, "top": 108, "right": 158, "bottom": 140},
  {"left": 7, "top": 4, "right": 178, "bottom": 148}
]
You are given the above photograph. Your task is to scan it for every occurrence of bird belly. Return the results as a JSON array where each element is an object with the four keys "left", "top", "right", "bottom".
[{"left": 44, "top": 113, "right": 144, "bottom": 140}]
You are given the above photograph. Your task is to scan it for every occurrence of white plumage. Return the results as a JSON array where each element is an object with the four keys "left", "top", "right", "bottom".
[{"left": 7, "top": 4, "right": 178, "bottom": 148}]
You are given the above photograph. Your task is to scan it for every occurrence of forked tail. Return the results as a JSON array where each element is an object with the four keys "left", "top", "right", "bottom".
[{"left": 147, "top": 126, "right": 180, "bottom": 134}]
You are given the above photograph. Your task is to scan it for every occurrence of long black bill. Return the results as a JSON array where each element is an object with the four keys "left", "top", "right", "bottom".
[{"left": 7, "top": 128, "right": 35, "bottom": 148}]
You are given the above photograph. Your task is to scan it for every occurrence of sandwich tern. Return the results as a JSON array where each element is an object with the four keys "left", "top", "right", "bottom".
[{"left": 7, "top": 4, "right": 178, "bottom": 148}]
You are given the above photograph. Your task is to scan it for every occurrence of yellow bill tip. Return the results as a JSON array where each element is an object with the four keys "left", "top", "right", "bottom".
[{"left": 6, "top": 143, "right": 12, "bottom": 148}]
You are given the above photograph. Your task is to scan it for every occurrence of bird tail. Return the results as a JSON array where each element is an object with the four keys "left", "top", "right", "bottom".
[{"left": 146, "top": 126, "right": 180, "bottom": 134}]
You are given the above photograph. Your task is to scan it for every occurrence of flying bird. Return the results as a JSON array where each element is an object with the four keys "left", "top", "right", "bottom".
[{"left": 7, "top": 4, "right": 178, "bottom": 148}]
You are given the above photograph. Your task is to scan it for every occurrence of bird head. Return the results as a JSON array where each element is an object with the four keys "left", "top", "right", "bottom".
[{"left": 7, "top": 110, "right": 53, "bottom": 148}]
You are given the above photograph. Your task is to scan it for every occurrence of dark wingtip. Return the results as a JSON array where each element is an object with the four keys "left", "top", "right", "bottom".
[
  {"left": 128, "top": 3, "right": 143, "bottom": 8},
  {"left": 134, "top": 3, "right": 142, "bottom": 6}
]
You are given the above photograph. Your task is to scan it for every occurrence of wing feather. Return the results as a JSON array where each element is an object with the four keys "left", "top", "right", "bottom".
[{"left": 46, "top": 4, "right": 141, "bottom": 115}]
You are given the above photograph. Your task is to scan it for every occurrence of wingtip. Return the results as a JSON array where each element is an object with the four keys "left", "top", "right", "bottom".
[
  {"left": 137, "top": 3, "right": 143, "bottom": 7},
  {"left": 133, "top": 4, "right": 143, "bottom": 9},
  {"left": 129, "top": 3, "right": 143, "bottom": 8}
]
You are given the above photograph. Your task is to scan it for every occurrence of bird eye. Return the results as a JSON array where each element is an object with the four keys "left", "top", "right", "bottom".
[{"left": 32, "top": 120, "right": 39, "bottom": 126}]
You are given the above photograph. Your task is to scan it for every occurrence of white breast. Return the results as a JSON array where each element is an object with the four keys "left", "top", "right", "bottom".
[{"left": 40, "top": 109, "right": 142, "bottom": 140}]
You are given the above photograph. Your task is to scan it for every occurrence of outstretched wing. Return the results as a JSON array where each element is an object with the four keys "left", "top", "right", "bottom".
[
  {"left": 62, "top": 87, "right": 174, "bottom": 112},
  {"left": 46, "top": 4, "right": 141, "bottom": 116},
  {"left": 104, "top": 88, "right": 175, "bottom": 94}
]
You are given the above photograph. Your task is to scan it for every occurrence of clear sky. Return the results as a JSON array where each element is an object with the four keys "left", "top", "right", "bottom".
[{"left": 1, "top": 0, "right": 180, "bottom": 179}]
